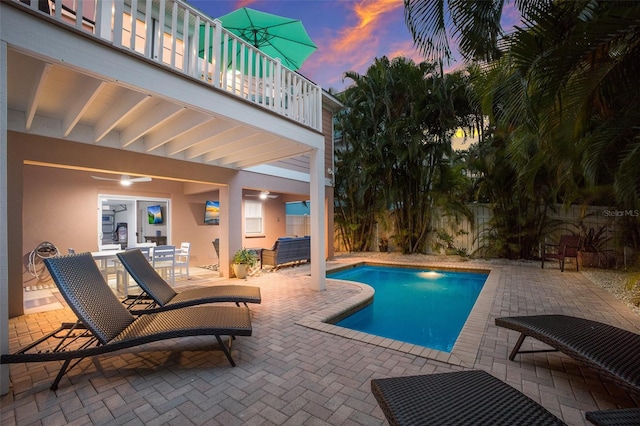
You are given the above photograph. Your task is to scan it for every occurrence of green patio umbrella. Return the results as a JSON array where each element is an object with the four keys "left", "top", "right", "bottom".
[{"left": 199, "top": 7, "right": 317, "bottom": 72}]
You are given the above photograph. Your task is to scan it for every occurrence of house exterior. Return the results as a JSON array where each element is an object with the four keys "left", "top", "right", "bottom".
[{"left": 0, "top": 0, "right": 341, "bottom": 395}]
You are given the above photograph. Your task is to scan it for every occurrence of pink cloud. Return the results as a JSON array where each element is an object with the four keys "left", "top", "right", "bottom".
[
  {"left": 233, "top": 0, "right": 258, "bottom": 8},
  {"left": 300, "top": 0, "right": 405, "bottom": 89}
]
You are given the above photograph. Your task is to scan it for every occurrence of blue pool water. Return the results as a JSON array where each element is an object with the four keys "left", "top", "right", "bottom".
[{"left": 328, "top": 265, "right": 488, "bottom": 352}]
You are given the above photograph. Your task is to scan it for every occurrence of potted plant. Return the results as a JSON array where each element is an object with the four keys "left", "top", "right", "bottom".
[
  {"left": 574, "top": 223, "right": 610, "bottom": 268},
  {"left": 232, "top": 248, "right": 258, "bottom": 279}
]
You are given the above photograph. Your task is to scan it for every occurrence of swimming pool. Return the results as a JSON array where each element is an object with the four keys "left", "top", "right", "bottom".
[{"left": 328, "top": 265, "right": 488, "bottom": 352}]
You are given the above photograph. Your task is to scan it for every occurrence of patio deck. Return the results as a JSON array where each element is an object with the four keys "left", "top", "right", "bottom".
[{"left": 1, "top": 255, "right": 639, "bottom": 425}]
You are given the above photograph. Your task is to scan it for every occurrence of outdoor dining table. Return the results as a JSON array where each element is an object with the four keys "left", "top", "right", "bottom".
[{"left": 91, "top": 250, "right": 130, "bottom": 295}]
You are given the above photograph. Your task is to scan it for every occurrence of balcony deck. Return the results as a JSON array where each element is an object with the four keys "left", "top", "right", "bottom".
[
  {"left": 3, "top": 0, "right": 324, "bottom": 170},
  {"left": 19, "top": 0, "right": 321, "bottom": 130}
]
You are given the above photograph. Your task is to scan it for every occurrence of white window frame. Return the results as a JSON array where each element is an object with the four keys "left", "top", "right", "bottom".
[{"left": 244, "top": 199, "right": 263, "bottom": 236}]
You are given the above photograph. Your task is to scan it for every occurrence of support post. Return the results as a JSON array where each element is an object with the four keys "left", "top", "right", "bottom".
[{"left": 309, "top": 148, "right": 326, "bottom": 291}]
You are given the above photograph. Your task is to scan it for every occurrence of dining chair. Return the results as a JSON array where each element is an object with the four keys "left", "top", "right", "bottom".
[
  {"left": 98, "top": 244, "right": 122, "bottom": 282},
  {"left": 129, "top": 245, "right": 153, "bottom": 261},
  {"left": 151, "top": 245, "right": 176, "bottom": 285},
  {"left": 175, "top": 242, "right": 191, "bottom": 280},
  {"left": 117, "top": 246, "right": 153, "bottom": 296}
]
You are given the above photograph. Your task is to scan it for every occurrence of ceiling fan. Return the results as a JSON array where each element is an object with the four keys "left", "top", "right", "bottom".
[
  {"left": 91, "top": 174, "right": 152, "bottom": 186},
  {"left": 246, "top": 190, "right": 278, "bottom": 200}
]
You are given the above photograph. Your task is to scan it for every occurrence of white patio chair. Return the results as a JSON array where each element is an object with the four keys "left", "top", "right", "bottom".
[
  {"left": 151, "top": 245, "right": 176, "bottom": 285},
  {"left": 175, "top": 242, "right": 191, "bottom": 280},
  {"left": 117, "top": 246, "right": 153, "bottom": 296},
  {"left": 98, "top": 244, "right": 122, "bottom": 282}
]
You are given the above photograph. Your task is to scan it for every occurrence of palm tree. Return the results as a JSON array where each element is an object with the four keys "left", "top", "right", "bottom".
[
  {"left": 407, "top": 0, "right": 640, "bottom": 252},
  {"left": 336, "top": 57, "right": 474, "bottom": 254},
  {"left": 333, "top": 92, "right": 385, "bottom": 252},
  {"left": 404, "top": 0, "right": 534, "bottom": 64}
]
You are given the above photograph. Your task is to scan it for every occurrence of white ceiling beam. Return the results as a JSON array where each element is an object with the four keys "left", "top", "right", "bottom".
[
  {"left": 202, "top": 134, "right": 278, "bottom": 163},
  {"left": 62, "top": 78, "right": 106, "bottom": 137},
  {"left": 164, "top": 117, "right": 237, "bottom": 155},
  {"left": 230, "top": 144, "right": 310, "bottom": 169},
  {"left": 121, "top": 101, "right": 184, "bottom": 148},
  {"left": 211, "top": 138, "right": 285, "bottom": 164},
  {"left": 185, "top": 126, "right": 258, "bottom": 159},
  {"left": 25, "top": 62, "right": 52, "bottom": 131},
  {"left": 93, "top": 91, "right": 150, "bottom": 143},
  {"left": 143, "top": 111, "right": 211, "bottom": 153}
]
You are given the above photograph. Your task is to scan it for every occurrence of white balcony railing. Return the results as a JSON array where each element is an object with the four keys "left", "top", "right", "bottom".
[{"left": 15, "top": 0, "right": 322, "bottom": 131}]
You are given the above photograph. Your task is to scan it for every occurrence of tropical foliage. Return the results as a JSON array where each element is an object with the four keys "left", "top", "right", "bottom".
[
  {"left": 334, "top": 57, "right": 476, "bottom": 254},
  {"left": 404, "top": 0, "right": 640, "bottom": 257}
]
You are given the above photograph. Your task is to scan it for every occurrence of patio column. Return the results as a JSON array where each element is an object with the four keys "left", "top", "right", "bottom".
[
  {"left": 1, "top": 40, "right": 9, "bottom": 396},
  {"left": 309, "top": 147, "right": 326, "bottom": 291},
  {"left": 220, "top": 181, "right": 243, "bottom": 278}
]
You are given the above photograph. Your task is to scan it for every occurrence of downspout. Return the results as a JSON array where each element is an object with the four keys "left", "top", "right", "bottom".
[{"left": 1, "top": 39, "right": 9, "bottom": 396}]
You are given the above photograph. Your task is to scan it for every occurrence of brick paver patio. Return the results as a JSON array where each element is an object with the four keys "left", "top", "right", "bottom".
[{"left": 1, "top": 255, "right": 639, "bottom": 425}]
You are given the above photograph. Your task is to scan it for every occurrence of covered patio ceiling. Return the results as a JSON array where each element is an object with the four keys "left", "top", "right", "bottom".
[{"left": 6, "top": 47, "right": 314, "bottom": 171}]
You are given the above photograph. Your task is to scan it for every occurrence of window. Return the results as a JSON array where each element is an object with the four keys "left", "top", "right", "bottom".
[{"left": 244, "top": 200, "right": 263, "bottom": 235}]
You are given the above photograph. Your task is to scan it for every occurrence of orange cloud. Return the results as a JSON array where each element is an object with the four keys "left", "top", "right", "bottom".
[{"left": 333, "top": 0, "right": 401, "bottom": 54}]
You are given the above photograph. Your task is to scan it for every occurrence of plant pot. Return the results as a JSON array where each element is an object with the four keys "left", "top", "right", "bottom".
[
  {"left": 578, "top": 251, "right": 602, "bottom": 268},
  {"left": 445, "top": 248, "right": 458, "bottom": 255},
  {"left": 232, "top": 263, "right": 248, "bottom": 279}
]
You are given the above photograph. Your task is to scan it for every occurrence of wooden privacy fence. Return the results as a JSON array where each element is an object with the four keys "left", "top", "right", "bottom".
[{"left": 332, "top": 204, "right": 638, "bottom": 267}]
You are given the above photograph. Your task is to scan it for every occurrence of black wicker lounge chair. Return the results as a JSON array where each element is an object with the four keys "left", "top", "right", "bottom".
[
  {"left": 117, "top": 249, "right": 261, "bottom": 314},
  {"left": 585, "top": 408, "right": 640, "bottom": 426},
  {"left": 0, "top": 253, "right": 252, "bottom": 391},
  {"left": 495, "top": 315, "right": 640, "bottom": 395},
  {"left": 371, "top": 370, "right": 567, "bottom": 425},
  {"left": 371, "top": 370, "right": 640, "bottom": 426}
]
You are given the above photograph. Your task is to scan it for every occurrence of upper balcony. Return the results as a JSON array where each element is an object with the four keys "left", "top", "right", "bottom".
[
  {"left": 17, "top": 0, "right": 322, "bottom": 131},
  {"left": 3, "top": 0, "right": 325, "bottom": 172}
]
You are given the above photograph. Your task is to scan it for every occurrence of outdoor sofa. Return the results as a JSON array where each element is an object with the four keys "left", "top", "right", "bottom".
[{"left": 261, "top": 236, "right": 310, "bottom": 269}]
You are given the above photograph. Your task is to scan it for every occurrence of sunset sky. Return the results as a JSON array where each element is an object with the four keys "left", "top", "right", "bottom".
[{"left": 187, "top": 1, "right": 522, "bottom": 92}]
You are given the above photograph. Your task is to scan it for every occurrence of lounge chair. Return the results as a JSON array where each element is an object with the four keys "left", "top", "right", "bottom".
[
  {"left": 371, "top": 370, "right": 640, "bottom": 426},
  {"left": 371, "top": 370, "right": 567, "bottom": 425},
  {"left": 117, "top": 249, "right": 261, "bottom": 314},
  {"left": 585, "top": 408, "right": 640, "bottom": 426},
  {"left": 541, "top": 234, "right": 581, "bottom": 271},
  {"left": 0, "top": 253, "right": 252, "bottom": 391},
  {"left": 495, "top": 315, "right": 640, "bottom": 395}
]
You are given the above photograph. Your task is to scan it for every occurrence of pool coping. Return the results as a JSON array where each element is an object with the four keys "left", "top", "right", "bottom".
[{"left": 296, "top": 260, "right": 500, "bottom": 367}]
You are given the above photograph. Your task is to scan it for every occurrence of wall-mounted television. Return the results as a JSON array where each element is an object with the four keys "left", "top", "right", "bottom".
[
  {"left": 147, "top": 205, "right": 163, "bottom": 224},
  {"left": 204, "top": 200, "right": 219, "bottom": 225}
]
